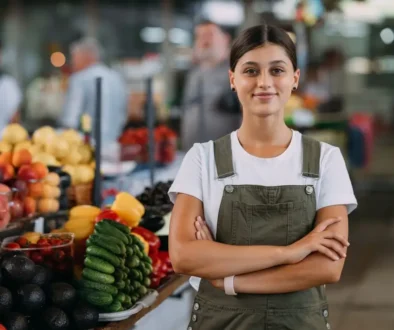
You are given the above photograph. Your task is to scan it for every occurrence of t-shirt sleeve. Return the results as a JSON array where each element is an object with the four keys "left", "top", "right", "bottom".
[
  {"left": 168, "top": 144, "right": 203, "bottom": 204},
  {"left": 316, "top": 146, "right": 357, "bottom": 214}
]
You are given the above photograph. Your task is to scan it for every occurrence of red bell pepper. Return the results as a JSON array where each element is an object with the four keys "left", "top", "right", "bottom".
[
  {"left": 95, "top": 209, "right": 128, "bottom": 226},
  {"left": 132, "top": 227, "right": 161, "bottom": 254}
]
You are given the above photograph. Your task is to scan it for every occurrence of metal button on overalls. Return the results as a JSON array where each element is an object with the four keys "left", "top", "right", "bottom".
[
  {"left": 187, "top": 327, "right": 193, "bottom": 330},
  {"left": 326, "top": 323, "right": 331, "bottom": 329},
  {"left": 193, "top": 303, "right": 200, "bottom": 311},
  {"left": 305, "top": 185, "right": 314, "bottom": 195},
  {"left": 323, "top": 309, "right": 329, "bottom": 318},
  {"left": 192, "top": 314, "right": 197, "bottom": 322},
  {"left": 225, "top": 185, "right": 234, "bottom": 193}
]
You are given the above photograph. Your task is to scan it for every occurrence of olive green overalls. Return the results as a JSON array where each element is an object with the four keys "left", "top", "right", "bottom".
[{"left": 187, "top": 134, "right": 332, "bottom": 330}]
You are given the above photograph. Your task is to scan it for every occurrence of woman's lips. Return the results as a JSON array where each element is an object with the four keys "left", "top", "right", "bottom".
[{"left": 253, "top": 93, "right": 277, "bottom": 101}]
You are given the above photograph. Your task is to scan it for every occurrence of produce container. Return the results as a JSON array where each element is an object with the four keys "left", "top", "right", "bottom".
[
  {"left": 0, "top": 190, "right": 11, "bottom": 229},
  {"left": 1, "top": 232, "right": 75, "bottom": 281}
]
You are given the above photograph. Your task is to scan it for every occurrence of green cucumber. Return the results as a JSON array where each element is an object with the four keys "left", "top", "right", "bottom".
[
  {"left": 115, "top": 280, "right": 126, "bottom": 290},
  {"left": 102, "top": 300, "right": 122, "bottom": 312},
  {"left": 80, "top": 279, "right": 118, "bottom": 295},
  {"left": 95, "top": 221, "right": 129, "bottom": 244},
  {"left": 143, "top": 277, "right": 151, "bottom": 288},
  {"left": 86, "top": 245, "right": 121, "bottom": 267},
  {"left": 84, "top": 256, "right": 115, "bottom": 274},
  {"left": 127, "top": 255, "right": 140, "bottom": 268},
  {"left": 104, "top": 220, "right": 131, "bottom": 235},
  {"left": 139, "top": 286, "right": 148, "bottom": 296},
  {"left": 87, "top": 235, "right": 124, "bottom": 255},
  {"left": 115, "top": 292, "right": 126, "bottom": 303},
  {"left": 86, "top": 291, "right": 113, "bottom": 307},
  {"left": 91, "top": 232, "right": 127, "bottom": 254},
  {"left": 83, "top": 268, "right": 115, "bottom": 284}
]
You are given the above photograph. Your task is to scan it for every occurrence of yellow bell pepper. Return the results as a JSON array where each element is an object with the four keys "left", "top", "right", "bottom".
[
  {"left": 111, "top": 192, "right": 145, "bottom": 228},
  {"left": 69, "top": 205, "right": 101, "bottom": 223}
]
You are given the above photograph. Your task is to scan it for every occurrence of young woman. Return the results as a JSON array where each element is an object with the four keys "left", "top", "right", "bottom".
[{"left": 168, "top": 24, "right": 357, "bottom": 330}]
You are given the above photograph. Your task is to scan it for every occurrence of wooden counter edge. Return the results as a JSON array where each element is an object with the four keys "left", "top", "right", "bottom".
[{"left": 97, "top": 274, "right": 189, "bottom": 330}]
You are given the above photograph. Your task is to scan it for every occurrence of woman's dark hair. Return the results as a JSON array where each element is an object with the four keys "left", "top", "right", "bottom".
[{"left": 230, "top": 24, "right": 297, "bottom": 72}]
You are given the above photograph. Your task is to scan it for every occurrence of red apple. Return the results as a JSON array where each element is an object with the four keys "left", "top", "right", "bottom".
[
  {"left": 10, "top": 199, "right": 24, "bottom": 220},
  {"left": 17, "top": 165, "right": 39, "bottom": 181}
]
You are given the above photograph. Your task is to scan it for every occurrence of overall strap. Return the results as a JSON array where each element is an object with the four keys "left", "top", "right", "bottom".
[
  {"left": 213, "top": 134, "right": 235, "bottom": 179},
  {"left": 302, "top": 135, "right": 321, "bottom": 178}
]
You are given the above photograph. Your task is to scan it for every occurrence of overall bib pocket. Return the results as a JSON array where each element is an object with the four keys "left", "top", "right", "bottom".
[{"left": 231, "top": 201, "right": 308, "bottom": 246}]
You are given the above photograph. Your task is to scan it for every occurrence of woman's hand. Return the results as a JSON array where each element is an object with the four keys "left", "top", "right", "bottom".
[
  {"left": 195, "top": 216, "right": 214, "bottom": 241},
  {"left": 285, "top": 217, "right": 350, "bottom": 264}
]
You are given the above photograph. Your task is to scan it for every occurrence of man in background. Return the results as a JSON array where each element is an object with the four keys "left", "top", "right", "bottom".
[
  {"left": 60, "top": 38, "right": 127, "bottom": 146},
  {"left": 0, "top": 40, "right": 23, "bottom": 130},
  {"left": 181, "top": 20, "right": 241, "bottom": 151}
]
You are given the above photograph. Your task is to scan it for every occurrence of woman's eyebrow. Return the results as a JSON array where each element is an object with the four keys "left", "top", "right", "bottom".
[{"left": 241, "top": 60, "right": 288, "bottom": 66}]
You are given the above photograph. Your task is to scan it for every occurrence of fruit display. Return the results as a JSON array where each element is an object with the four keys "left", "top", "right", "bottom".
[
  {"left": 1, "top": 233, "right": 75, "bottom": 281},
  {"left": 0, "top": 124, "right": 95, "bottom": 187},
  {"left": 136, "top": 181, "right": 173, "bottom": 232},
  {"left": 0, "top": 249, "right": 99, "bottom": 330},
  {"left": 79, "top": 220, "right": 153, "bottom": 312},
  {"left": 118, "top": 125, "right": 177, "bottom": 164}
]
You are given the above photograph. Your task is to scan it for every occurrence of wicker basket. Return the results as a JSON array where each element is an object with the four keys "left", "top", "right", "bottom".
[{"left": 67, "top": 183, "right": 93, "bottom": 207}]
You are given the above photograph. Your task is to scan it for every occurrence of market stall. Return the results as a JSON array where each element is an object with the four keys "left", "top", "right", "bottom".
[{"left": 0, "top": 76, "right": 187, "bottom": 329}]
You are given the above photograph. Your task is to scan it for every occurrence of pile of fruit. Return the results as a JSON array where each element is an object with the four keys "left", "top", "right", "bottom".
[
  {"left": 0, "top": 124, "right": 95, "bottom": 187},
  {"left": 0, "top": 249, "right": 99, "bottom": 330},
  {"left": 118, "top": 125, "right": 177, "bottom": 164},
  {"left": 79, "top": 220, "right": 152, "bottom": 312},
  {"left": 3, "top": 233, "right": 74, "bottom": 280}
]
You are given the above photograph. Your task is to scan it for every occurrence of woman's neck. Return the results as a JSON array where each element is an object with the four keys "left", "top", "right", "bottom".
[{"left": 238, "top": 113, "right": 291, "bottom": 147}]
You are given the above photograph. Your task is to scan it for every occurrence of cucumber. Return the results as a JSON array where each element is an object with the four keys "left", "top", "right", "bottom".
[
  {"left": 115, "top": 292, "right": 126, "bottom": 303},
  {"left": 104, "top": 220, "right": 131, "bottom": 235},
  {"left": 130, "top": 294, "right": 140, "bottom": 304},
  {"left": 123, "top": 295, "right": 132, "bottom": 305},
  {"left": 80, "top": 279, "right": 118, "bottom": 295},
  {"left": 139, "top": 286, "right": 148, "bottom": 296},
  {"left": 126, "top": 246, "right": 134, "bottom": 257},
  {"left": 142, "top": 262, "right": 153, "bottom": 275},
  {"left": 87, "top": 235, "right": 124, "bottom": 255},
  {"left": 95, "top": 221, "right": 129, "bottom": 244},
  {"left": 103, "top": 300, "right": 123, "bottom": 312},
  {"left": 91, "top": 232, "right": 127, "bottom": 254},
  {"left": 86, "top": 291, "right": 113, "bottom": 307},
  {"left": 83, "top": 268, "right": 115, "bottom": 284},
  {"left": 84, "top": 256, "right": 115, "bottom": 274},
  {"left": 86, "top": 245, "right": 121, "bottom": 267},
  {"left": 127, "top": 255, "right": 140, "bottom": 268},
  {"left": 130, "top": 269, "right": 140, "bottom": 280},
  {"left": 143, "top": 277, "right": 151, "bottom": 288},
  {"left": 115, "top": 280, "right": 126, "bottom": 290},
  {"left": 133, "top": 281, "right": 142, "bottom": 290},
  {"left": 142, "top": 255, "right": 152, "bottom": 264},
  {"left": 114, "top": 270, "right": 127, "bottom": 281}
]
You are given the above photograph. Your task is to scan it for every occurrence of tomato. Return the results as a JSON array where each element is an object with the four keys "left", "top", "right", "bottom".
[
  {"left": 37, "top": 238, "right": 49, "bottom": 246},
  {"left": 150, "top": 276, "right": 162, "bottom": 289},
  {"left": 49, "top": 238, "right": 63, "bottom": 246},
  {"left": 5, "top": 242, "right": 20, "bottom": 250},
  {"left": 15, "top": 237, "right": 30, "bottom": 248},
  {"left": 53, "top": 250, "right": 66, "bottom": 262},
  {"left": 30, "top": 252, "right": 43, "bottom": 264}
]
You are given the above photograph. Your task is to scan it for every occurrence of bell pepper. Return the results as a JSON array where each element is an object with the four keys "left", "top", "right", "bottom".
[
  {"left": 95, "top": 209, "right": 121, "bottom": 223},
  {"left": 111, "top": 192, "right": 145, "bottom": 228},
  {"left": 132, "top": 226, "right": 160, "bottom": 255}
]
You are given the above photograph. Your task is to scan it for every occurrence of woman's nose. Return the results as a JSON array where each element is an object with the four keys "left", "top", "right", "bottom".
[{"left": 257, "top": 71, "right": 273, "bottom": 89}]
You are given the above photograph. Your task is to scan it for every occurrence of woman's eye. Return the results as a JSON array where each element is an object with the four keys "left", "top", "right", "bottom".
[
  {"left": 271, "top": 68, "right": 285, "bottom": 75},
  {"left": 244, "top": 68, "right": 258, "bottom": 75}
]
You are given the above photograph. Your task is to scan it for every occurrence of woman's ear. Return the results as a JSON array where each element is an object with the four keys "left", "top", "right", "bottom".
[
  {"left": 293, "top": 68, "right": 301, "bottom": 89},
  {"left": 228, "top": 69, "right": 235, "bottom": 90}
]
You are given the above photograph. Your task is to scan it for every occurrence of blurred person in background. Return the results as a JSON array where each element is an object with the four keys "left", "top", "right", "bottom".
[
  {"left": 60, "top": 37, "right": 127, "bottom": 146},
  {"left": 181, "top": 20, "right": 241, "bottom": 151},
  {"left": 0, "top": 40, "right": 23, "bottom": 130}
]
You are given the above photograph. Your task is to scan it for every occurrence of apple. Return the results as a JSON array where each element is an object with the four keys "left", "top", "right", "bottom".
[{"left": 17, "top": 164, "right": 39, "bottom": 181}]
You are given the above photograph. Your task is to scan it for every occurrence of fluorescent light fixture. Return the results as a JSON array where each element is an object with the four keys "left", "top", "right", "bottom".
[
  {"left": 340, "top": 1, "right": 383, "bottom": 23},
  {"left": 140, "top": 27, "right": 166, "bottom": 43},
  {"left": 380, "top": 28, "right": 394, "bottom": 45},
  {"left": 202, "top": 1, "right": 244, "bottom": 26}
]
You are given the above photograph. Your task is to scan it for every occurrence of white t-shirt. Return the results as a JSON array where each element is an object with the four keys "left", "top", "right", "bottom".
[{"left": 168, "top": 130, "right": 357, "bottom": 290}]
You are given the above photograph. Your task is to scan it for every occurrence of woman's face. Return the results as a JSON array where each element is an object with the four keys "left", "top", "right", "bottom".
[{"left": 229, "top": 43, "right": 300, "bottom": 118}]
